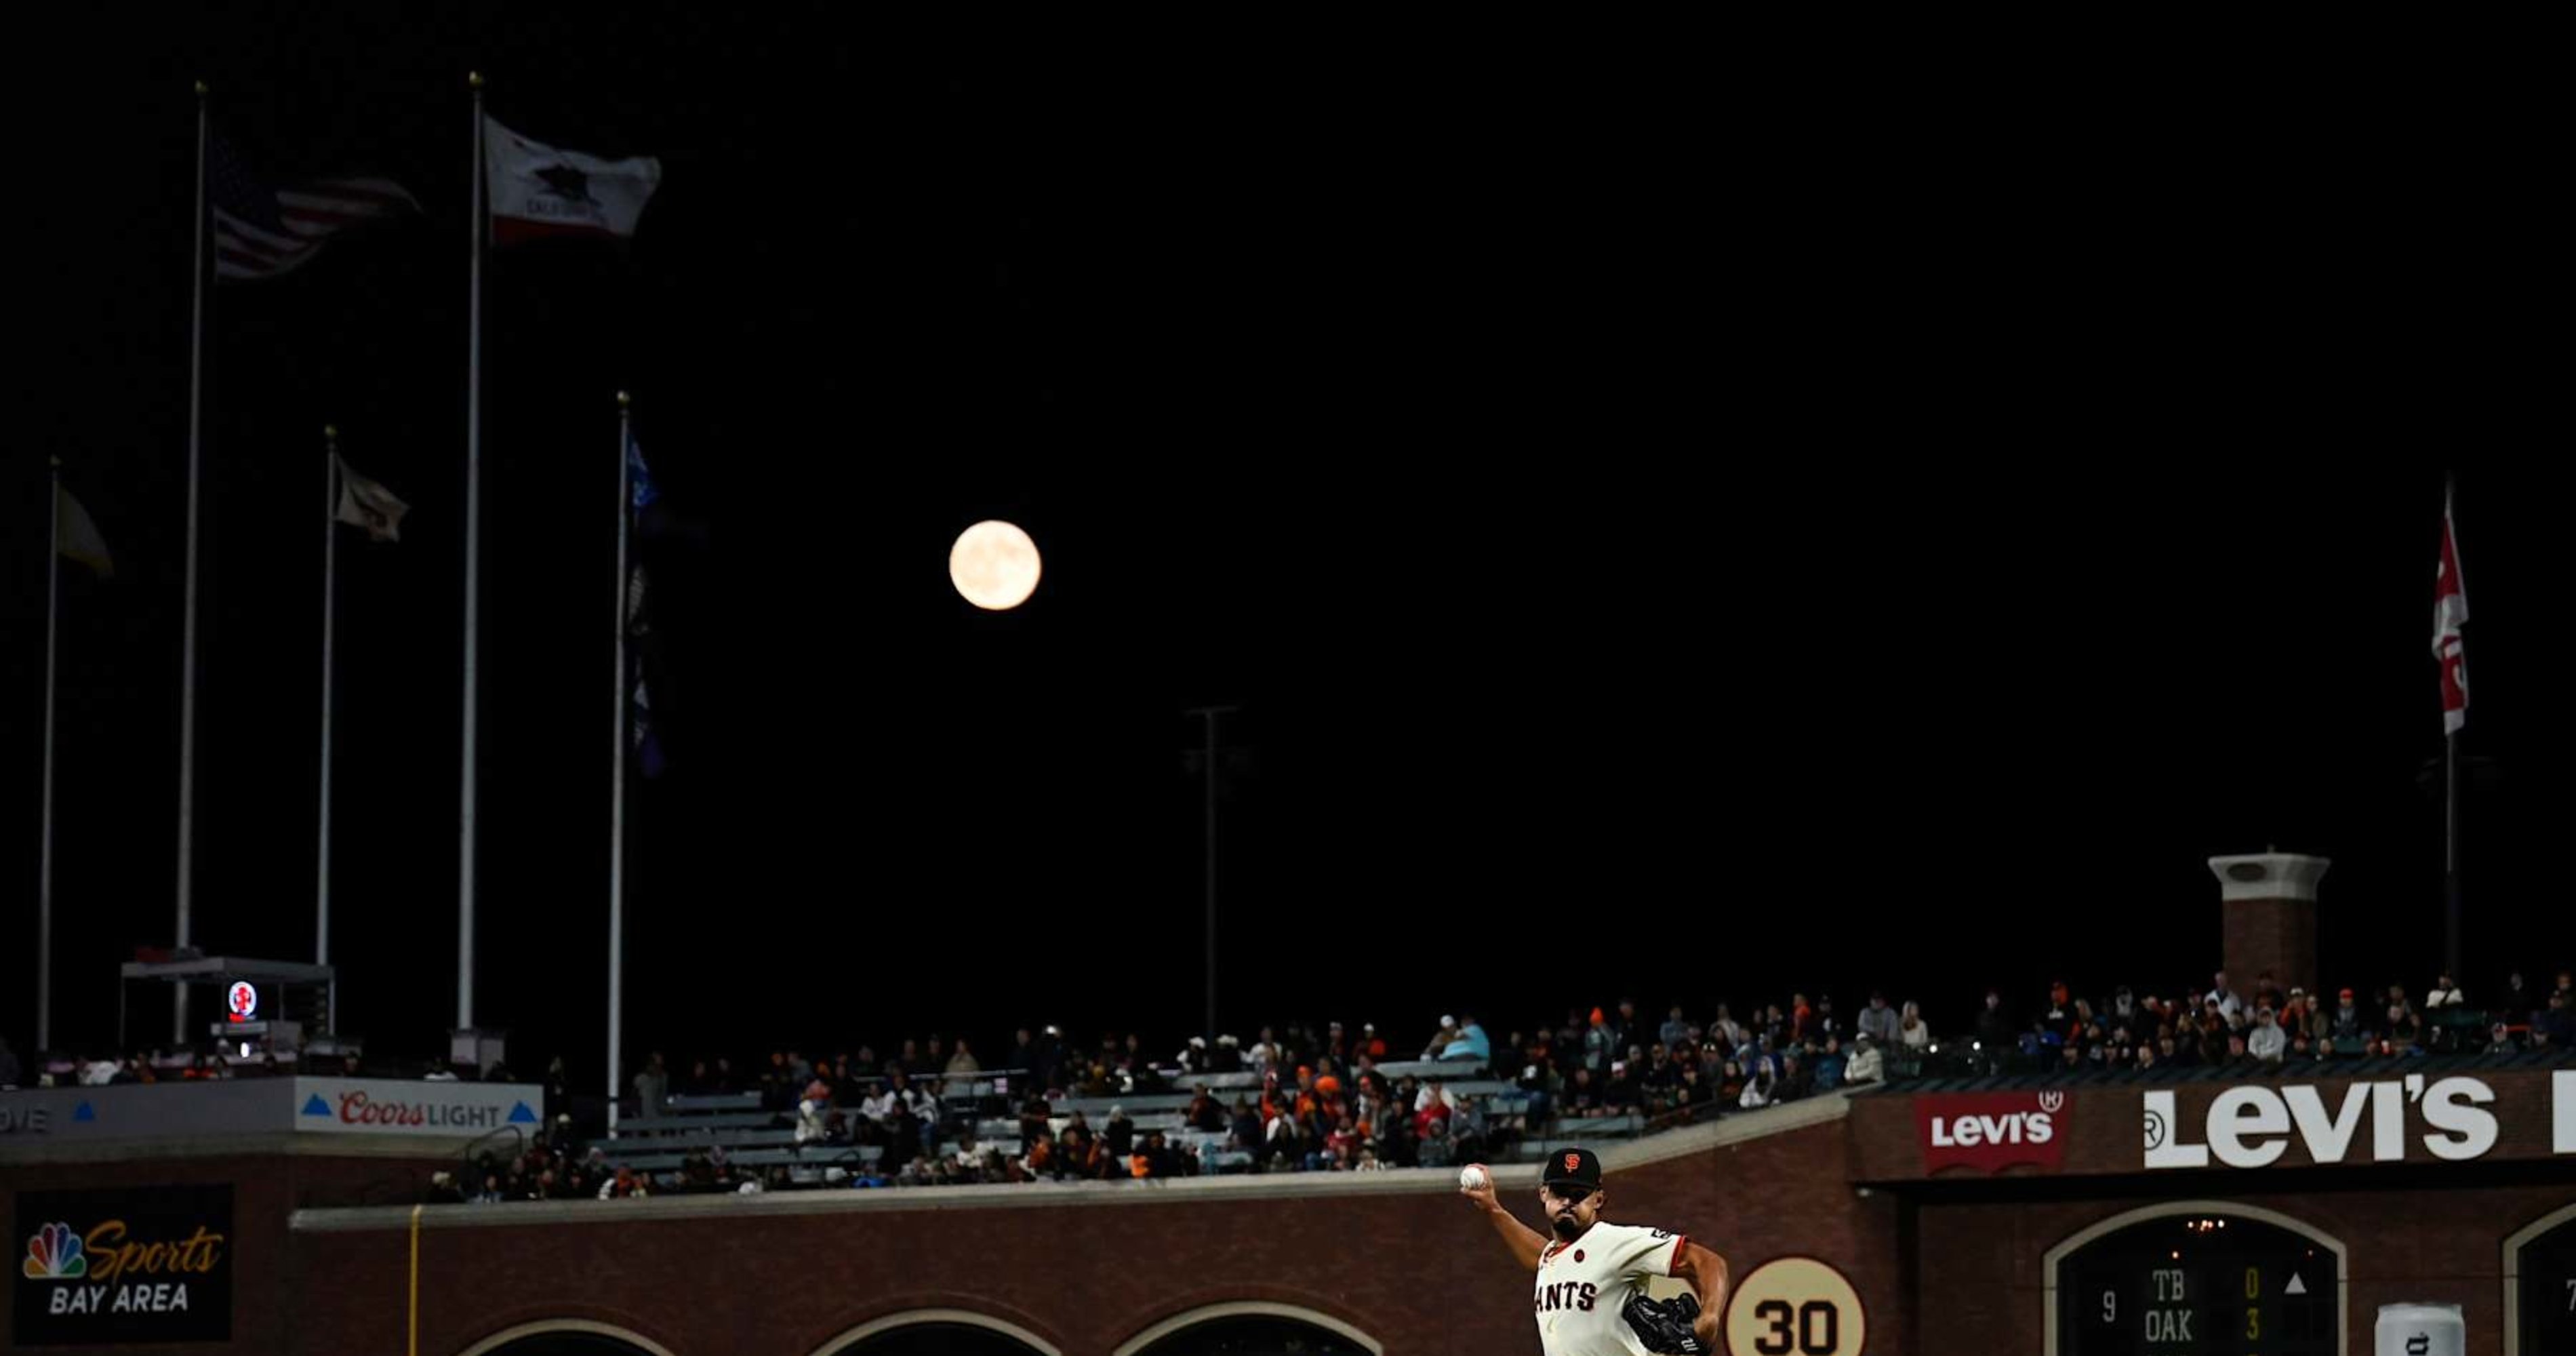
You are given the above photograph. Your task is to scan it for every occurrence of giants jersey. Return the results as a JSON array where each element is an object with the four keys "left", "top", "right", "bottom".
[{"left": 1531, "top": 1220, "right": 1688, "bottom": 1356}]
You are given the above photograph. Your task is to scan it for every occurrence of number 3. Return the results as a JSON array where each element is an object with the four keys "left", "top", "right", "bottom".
[{"left": 1755, "top": 1300, "right": 1794, "bottom": 1355}]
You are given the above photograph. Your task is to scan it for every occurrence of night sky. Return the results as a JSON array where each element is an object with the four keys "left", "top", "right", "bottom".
[{"left": 6, "top": 14, "right": 2565, "bottom": 1084}]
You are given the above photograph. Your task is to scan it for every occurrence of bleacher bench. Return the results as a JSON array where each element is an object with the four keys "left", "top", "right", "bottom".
[
  {"left": 619, "top": 1112, "right": 786, "bottom": 1136},
  {"left": 660, "top": 1093, "right": 762, "bottom": 1113},
  {"left": 1060, "top": 1094, "right": 1197, "bottom": 1116}
]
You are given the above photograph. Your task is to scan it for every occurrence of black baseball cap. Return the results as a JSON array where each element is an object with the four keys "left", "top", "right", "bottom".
[{"left": 1544, "top": 1146, "right": 1603, "bottom": 1195}]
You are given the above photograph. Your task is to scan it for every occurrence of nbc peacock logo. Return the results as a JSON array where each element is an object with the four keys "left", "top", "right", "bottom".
[{"left": 23, "top": 1221, "right": 88, "bottom": 1280}]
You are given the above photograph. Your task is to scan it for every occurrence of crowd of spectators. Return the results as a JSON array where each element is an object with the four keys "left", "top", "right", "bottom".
[
  {"left": 1970, "top": 966, "right": 2572, "bottom": 1075},
  {"left": 12, "top": 963, "right": 2564, "bottom": 1208},
  {"left": 586, "top": 997, "right": 1914, "bottom": 1198}
]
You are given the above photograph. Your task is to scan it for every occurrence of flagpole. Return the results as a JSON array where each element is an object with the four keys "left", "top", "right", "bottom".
[
  {"left": 2442, "top": 475, "right": 2461, "bottom": 981},
  {"left": 319, "top": 427, "right": 341, "bottom": 1033},
  {"left": 39, "top": 458, "right": 64, "bottom": 1054},
  {"left": 175, "top": 80, "right": 210, "bottom": 1045},
  {"left": 608, "top": 392, "right": 632, "bottom": 1134},
  {"left": 459, "top": 73, "right": 485, "bottom": 1037}
]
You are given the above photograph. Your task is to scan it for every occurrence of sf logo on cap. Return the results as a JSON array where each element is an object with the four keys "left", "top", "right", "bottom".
[{"left": 1564, "top": 1153, "right": 1582, "bottom": 1174}]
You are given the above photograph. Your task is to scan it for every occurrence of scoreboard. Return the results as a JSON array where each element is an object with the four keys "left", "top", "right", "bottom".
[{"left": 2057, "top": 1214, "right": 2336, "bottom": 1356}]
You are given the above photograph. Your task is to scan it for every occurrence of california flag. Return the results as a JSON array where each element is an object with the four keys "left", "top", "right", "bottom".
[
  {"left": 335, "top": 455, "right": 410, "bottom": 542},
  {"left": 484, "top": 116, "right": 662, "bottom": 245}
]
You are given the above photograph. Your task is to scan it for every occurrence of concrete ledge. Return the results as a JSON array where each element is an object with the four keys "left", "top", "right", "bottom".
[{"left": 1, "top": 1131, "right": 504, "bottom": 1166}]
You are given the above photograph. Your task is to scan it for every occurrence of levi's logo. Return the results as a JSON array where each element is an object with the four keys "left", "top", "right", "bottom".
[{"left": 1917, "top": 1092, "right": 2072, "bottom": 1174}]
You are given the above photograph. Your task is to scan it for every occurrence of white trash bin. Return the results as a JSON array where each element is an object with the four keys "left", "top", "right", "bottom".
[{"left": 2373, "top": 1302, "right": 2465, "bottom": 1356}]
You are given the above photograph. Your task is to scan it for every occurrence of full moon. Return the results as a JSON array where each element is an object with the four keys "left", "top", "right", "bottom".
[{"left": 948, "top": 519, "right": 1043, "bottom": 610}]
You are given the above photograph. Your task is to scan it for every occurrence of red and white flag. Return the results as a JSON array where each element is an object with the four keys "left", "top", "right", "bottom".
[
  {"left": 2432, "top": 487, "right": 2468, "bottom": 734},
  {"left": 484, "top": 117, "right": 661, "bottom": 245}
]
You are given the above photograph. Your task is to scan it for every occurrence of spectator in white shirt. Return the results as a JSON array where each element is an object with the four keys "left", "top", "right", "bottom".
[
  {"left": 796, "top": 1078, "right": 832, "bottom": 1144},
  {"left": 2247, "top": 1007, "right": 2287, "bottom": 1064},
  {"left": 1898, "top": 1002, "right": 1931, "bottom": 1052},
  {"left": 2425, "top": 974, "right": 2464, "bottom": 1008},
  {"left": 1738, "top": 1068, "right": 1775, "bottom": 1111},
  {"left": 1710, "top": 1005, "right": 1746, "bottom": 1052},
  {"left": 1843, "top": 1035, "right": 1885, "bottom": 1085},
  {"left": 2206, "top": 970, "right": 2242, "bottom": 1023}
]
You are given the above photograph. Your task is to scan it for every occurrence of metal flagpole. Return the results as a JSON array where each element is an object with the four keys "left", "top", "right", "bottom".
[
  {"left": 319, "top": 427, "right": 341, "bottom": 1032},
  {"left": 1187, "top": 704, "right": 1238, "bottom": 1045},
  {"left": 459, "top": 73, "right": 486, "bottom": 1035},
  {"left": 175, "top": 81, "right": 210, "bottom": 1044},
  {"left": 607, "top": 393, "right": 632, "bottom": 1134},
  {"left": 39, "top": 459, "right": 64, "bottom": 1053}
]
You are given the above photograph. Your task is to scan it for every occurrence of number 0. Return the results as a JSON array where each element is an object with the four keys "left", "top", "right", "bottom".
[
  {"left": 1798, "top": 1300, "right": 1840, "bottom": 1353},
  {"left": 2245, "top": 1265, "right": 2261, "bottom": 1300}
]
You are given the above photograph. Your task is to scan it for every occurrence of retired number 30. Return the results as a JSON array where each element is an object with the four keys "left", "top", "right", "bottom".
[
  {"left": 1752, "top": 1299, "right": 1840, "bottom": 1355},
  {"left": 1728, "top": 1257, "right": 1866, "bottom": 1356}
]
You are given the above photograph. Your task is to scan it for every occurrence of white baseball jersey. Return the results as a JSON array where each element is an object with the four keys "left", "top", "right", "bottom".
[{"left": 1531, "top": 1220, "right": 1689, "bottom": 1356}]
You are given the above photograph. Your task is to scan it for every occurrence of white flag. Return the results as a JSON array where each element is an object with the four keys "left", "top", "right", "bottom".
[
  {"left": 335, "top": 456, "right": 410, "bottom": 542},
  {"left": 484, "top": 116, "right": 662, "bottom": 245},
  {"left": 56, "top": 485, "right": 113, "bottom": 577}
]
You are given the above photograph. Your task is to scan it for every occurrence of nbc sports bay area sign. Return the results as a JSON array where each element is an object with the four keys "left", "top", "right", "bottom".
[
  {"left": 13, "top": 1185, "right": 233, "bottom": 1346},
  {"left": 0, "top": 1078, "right": 542, "bottom": 1152}
]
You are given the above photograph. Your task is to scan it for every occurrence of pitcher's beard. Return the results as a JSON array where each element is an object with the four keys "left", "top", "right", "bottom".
[{"left": 1550, "top": 1213, "right": 1584, "bottom": 1239}]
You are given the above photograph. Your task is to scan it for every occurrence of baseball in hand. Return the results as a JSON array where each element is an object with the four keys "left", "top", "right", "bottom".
[{"left": 1458, "top": 1164, "right": 1489, "bottom": 1191}]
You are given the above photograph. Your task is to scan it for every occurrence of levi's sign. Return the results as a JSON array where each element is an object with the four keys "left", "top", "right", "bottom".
[
  {"left": 1918, "top": 1091, "right": 2070, "bottom": 1174},
  {"left": 2142, "top": 1075, "right": 2501, "bottom": 1170}
]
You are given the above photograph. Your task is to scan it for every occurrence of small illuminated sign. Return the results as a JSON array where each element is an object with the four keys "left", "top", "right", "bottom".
[{"left": 225, "top": 982, "right": 257, "bottom": 1024}]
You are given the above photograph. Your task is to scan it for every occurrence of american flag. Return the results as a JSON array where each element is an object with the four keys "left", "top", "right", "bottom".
[{"left": 209, "top": 133, "right": 417, "bottom": 281}]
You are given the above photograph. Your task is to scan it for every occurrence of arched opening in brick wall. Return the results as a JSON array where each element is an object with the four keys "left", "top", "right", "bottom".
[
  {"left": 2042, "top": 1201, "right": 2347, "bottom": 1356},
  {"left": 810, "top": 1308, "right": 1062, "bottom": 1356},
  {"left": 1114, "top": 1301, "right": 1382, "bottom": 1356},
  {"left": 455, "top": 1319, "right": 677, "bottom": 1356},
  {"left": 2504, "top": 1201, "right": 2576, "bottom": 1356}
]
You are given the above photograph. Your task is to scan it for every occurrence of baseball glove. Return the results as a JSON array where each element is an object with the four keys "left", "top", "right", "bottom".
[{"left": 1621, "top": 1290, "right": 1708, "bottom": 1355}]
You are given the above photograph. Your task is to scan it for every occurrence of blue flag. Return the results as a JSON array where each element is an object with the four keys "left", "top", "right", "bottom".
[
  {"left": 627, "top": 439, "right": 667, "bottom": 778},
  {"left": 628, "top": 440, "right": 660, "bottom": 511}
]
